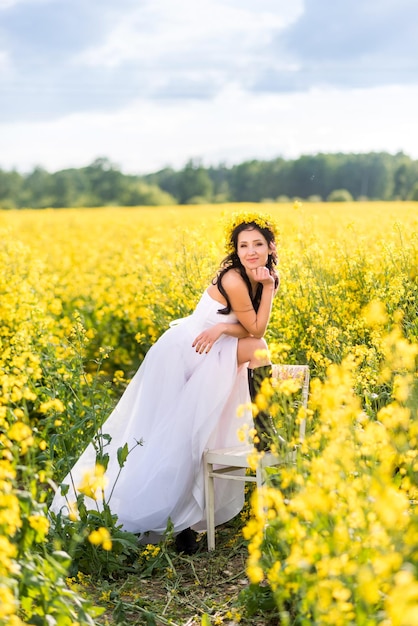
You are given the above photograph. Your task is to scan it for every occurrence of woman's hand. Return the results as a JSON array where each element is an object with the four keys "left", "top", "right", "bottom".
[
  {"left": 250, "top": 266, "right": 275, "bottom": 286},
  {"left": 192, "top": 324, "right": 225, "bottom": 354}
]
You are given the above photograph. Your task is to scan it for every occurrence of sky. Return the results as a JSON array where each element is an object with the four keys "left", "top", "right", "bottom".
[{"left": 1, "top": 0, "right": 418, "bottom": 174}]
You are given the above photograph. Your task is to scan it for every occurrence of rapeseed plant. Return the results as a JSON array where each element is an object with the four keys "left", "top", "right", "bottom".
[
  {"left": 0, "top": 202, "right": 417, "bottom": 622},
  {"left": 244, "top": 315, "right": 418, "bottom": 625}
]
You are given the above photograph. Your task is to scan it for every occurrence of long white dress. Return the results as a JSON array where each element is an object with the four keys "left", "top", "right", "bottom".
[{"left": 50, "top": 289, "right": 252, "bottom": 540}]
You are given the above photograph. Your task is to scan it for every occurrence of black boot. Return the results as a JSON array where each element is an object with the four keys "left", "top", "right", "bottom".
[
  {"left": 248, "top": 365, "right": 275, "bottom": 451},
  {"left": 175, "top": 528, "right": 199, "bottom": 555}
]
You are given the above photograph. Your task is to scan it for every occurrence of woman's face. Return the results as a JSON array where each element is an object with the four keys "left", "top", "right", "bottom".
[{"left": 236, "top": 228, "right": 270, "bottom": 274}]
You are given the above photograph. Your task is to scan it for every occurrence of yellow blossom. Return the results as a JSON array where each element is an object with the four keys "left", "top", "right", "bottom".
[
  {"left": 39, "top": 398, "right": 65, "bottom": 413},
  {"left": 363, "top": 299, "right": 388, "bottom": 327},
  {"left": 0, "top": 494, "right": 22, "bottom": 535},
  {"left": 247, "top": 563, "right": 264, "bottom": 584},
  {"left": 2, "top": 201, "right": 418, "bottom": 623},
  {"left": 77, "top": 464, "right": 108, "bottom": 501},
  {"left": 28, "top": 514, "right": 50, "bottom": 539},
  {"left": 67, "top": 500, "right": 79, "bottom": 522},
  {"left": 0, "top": 536, "right": 17, "bottom": 575},
  {"left": 385, "top": 570, "right": 418, "bottom": 626},
  {"left": 0, "top": 586, "right": 18, "bottom": 618},
  {"left": 88, "top": 527, "right": 112, "bottom": 551},
  {"left": 7, "top": 421, "right": 34, "bottom": 454},
  {"left": 392, "top": 374, "right": 413, "bottom": 403}
]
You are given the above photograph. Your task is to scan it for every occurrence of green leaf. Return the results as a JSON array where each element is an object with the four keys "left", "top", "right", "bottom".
[
  {"left": 117, "top": 443, "right": 129, "bottom": 469},
  {"left": 59, "top": 483, "right": 70, "bottom": 497},
  {"left": 145, "top": 613, "right": 157, "bottom": 626}
]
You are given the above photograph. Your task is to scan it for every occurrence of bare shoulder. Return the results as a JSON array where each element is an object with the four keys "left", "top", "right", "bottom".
[
  {"left": 221, "top": 269, "right": 252, "bottom": 307},
  {"left": 221, "top": 268, "right": 245, "bottom": 290}
]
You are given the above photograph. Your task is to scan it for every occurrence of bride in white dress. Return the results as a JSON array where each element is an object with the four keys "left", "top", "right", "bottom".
[{"left": 50, "top": 213, "right": 279, "bottom": 553}]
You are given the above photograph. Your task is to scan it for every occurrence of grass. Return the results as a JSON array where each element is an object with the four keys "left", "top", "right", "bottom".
[{"left": 77, "top": 514, "right": 278, "bottom": 625}]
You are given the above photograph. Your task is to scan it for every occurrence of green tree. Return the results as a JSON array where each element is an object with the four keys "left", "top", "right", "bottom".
[
  {"left": 335, "top": 153, "right": 393, "bottom": 200},
  {"left": 50, "top": 170, "right": 82, "bottom": 207},
  {"left": 2, "top": 151, "right": 418, "bottom": 209},
  {"left": 0, "top": 169, "right": 23, "bottom": 208},
  {"left": 327, "top": 188, "right": 354, "bottom": 202},
  {"left": 409, "top": 182, "right": 418, "bottom": 201},
  {"left": 82, "top": 157, "right": 125, "bottom": 205},
  {"left": 20, "top": 167, "right": 53, "bottom": 208},
  {"left": 287, "top": 154, "right": 334, "bottom": 199},
  {"left": 229, "top": 160, "right": 264, "bottom": 201},
  {"left": 207, "top": 164, "right": 231, "bottom": 202},
  {"left": 144, "top": 167, "right": 179, "bottom": 199},
  {"left": 261, "top": 158, "right": 292, "bottom": 200},
  {"left": 120, "top": 181, "right": 177, "bottom": 206},
  {"left": 393, "top": 154, "right": 418, "bottom": 200},
  {"left": 177, "top": 159, "right": 213, "bottom": 204}
]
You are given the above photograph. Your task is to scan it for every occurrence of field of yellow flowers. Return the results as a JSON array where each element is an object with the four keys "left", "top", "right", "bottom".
[{"left": 0, "top": 201, "right": 417, "bottom": 625}]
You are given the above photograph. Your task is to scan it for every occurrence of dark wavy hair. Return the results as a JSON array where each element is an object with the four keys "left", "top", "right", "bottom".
[{"left": 214, "top": 221, "right": 279, "bottom": 315}]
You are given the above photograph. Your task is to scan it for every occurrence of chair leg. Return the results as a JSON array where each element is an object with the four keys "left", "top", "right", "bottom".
[{"left": 204, "top": 457, "right": 216, "bottom": 551}]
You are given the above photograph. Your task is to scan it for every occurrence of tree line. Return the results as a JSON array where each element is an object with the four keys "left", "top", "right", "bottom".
[{"left": 1, "top": 152, "right": 418, "bottom": 209}]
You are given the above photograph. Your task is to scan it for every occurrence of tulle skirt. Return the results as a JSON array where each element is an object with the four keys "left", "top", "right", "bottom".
[{"left": 50, "top": 291, "right": 252, "bottom": 539}]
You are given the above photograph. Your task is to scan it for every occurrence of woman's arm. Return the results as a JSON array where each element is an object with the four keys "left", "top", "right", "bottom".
[
  {"left": 221, "top": 269, "right": 276, "bottom": 338},
  {"left": 192, "top": 321, "right": 250, "bottom": 354}
]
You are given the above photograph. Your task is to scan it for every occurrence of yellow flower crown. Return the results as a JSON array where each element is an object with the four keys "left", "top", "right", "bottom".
[{"left": 224, "top": 211, "right": 278, "bottom": 253}]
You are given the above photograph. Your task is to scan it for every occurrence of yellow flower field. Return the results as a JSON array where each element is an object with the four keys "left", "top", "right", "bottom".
[{"left": 0, "top": 201, "right": 417, "bottom": 624}]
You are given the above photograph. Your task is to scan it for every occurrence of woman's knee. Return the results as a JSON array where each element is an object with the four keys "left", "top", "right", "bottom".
[{"left": 237, "top": 337, "right": 270, "bottom": 367}]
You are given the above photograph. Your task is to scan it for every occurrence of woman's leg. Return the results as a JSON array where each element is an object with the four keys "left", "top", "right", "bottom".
[
  {"left": 237, "top": 336, "right": 271, "bottom": 368},
  {"left": 237, "top": 337, "right": 275, "bottom": 450}
]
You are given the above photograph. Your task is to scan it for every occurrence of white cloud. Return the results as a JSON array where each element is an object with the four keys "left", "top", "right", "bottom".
[
  {"left": 0, "top": 0, "right": 304, "bottom": 121},
  {"left": 0, "top": 0, "right": 23, "bottom": 7},
  {"left": 0, "top": 0, "right": 417, "bottom": 171},
  {"left": 2, "top": 83, "right": 417, "bottom": 174},
  {"left": 0, "top": 0, "right": 50, "bottom": 8},
  {"left": 0, "top": 49, "right": 12, "bottom": 71},
  {"left": 75, "top": 0, "right": 302, "bottom": 71},
  {"left": 276, "top": 0, "right": 418, "bottom": 90}
]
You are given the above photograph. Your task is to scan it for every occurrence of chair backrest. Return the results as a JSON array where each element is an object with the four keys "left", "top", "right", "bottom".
[{"left": 271, "top": 364, "right": 310, "bottom": 440}]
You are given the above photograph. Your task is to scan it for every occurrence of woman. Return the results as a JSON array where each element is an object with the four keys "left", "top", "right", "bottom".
[{"left": 50, "top": 212, "right": 279, "bottom": 554}]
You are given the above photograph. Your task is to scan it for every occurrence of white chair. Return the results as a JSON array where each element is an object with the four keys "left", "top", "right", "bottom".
[{"left": 204, "top": 364, "right": 310, "bottom": 550}]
